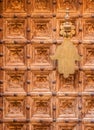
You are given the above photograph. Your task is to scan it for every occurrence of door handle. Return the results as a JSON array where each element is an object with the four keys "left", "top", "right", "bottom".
[{"left": 50, "top": 8, "right": 80, "bottom": 78}]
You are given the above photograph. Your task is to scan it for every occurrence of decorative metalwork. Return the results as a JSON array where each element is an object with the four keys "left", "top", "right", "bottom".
[{"left": 50, "top": 8, "right": 80, "bottom": 78}]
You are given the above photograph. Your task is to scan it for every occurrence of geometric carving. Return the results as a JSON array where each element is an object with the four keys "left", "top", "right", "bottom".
[
  {"left": 83, "top": 20, "right": 94, "bottom": 39},
  {"left": 83, "top": 71, "right": 94, "bottom": 92},
  {"left": 4, "top": 44, "right": 26, "bottom": 66},
  {"left": 33, "top": 0, "right": 52, "bottom": 12},
  {"left": 4, "top": 123, "right": 26, "bottom": 130},
  {"left": 31, "top": 71, "right": 52, "bottom": 92},
  {"left": 31, "top": 96, "right": 51, "bottom": 118},
  {"left": 31, "top": 123, "right": 51, "bottom": 130},
  {"left": 59, "top": 73, "right": 78, "bottom": 92},
  {"left": 84, "top": 124, "right": 94, "bottom": 130},
  {"left": 58, "top": 123, "right": 77, "bottom": 130},
  {"left": 4, "top": 19, "right": 26, "bottom": 39},
  {"left": 32, "top": 45, "right": 51, "bottom": 65},
  {"left": 57, "top": 97, "right": 77, "bottom": 118},
  {"left": 83, "top": 97, "right": 94, "bottom": 118},
  {"left": 57, "top": 0, "right": 79, "bottom": 12},
  {"left": 4, "top": 97, "right": 26, "bottom": 119},
  {"left": 32, "top": 19, "right": 52, "bottom": 39},
  {"left": 83, "top": 44, "right": 94, "bottom": 66},
  {"left": 4, "top": 70, "right": 27, "bottom": 93},
  {"left": 5, "top": 0, "right": 26, "bottom": 12},
  {"left": 84, "top": 0, "right": 94, "bottom": 12}
]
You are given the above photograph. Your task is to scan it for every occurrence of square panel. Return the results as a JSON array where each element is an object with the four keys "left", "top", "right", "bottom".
[
  {"left": 4, "top": 43, "right": 27, "bottom": 66},
  {"left": 31, "top": 18, "right": 52, "bottom": 40},
  {"left": 4, "top": 18, "right": 27, "bottom": 39},
  {"left": 4, "top": 96, "right": 26, "bottom": 119},
  {"left": 4, "top": 123, "right": 27, "bottom": 130},
  {"left": 58, "top": 72, "right": 79, "bottom": 92},
  {"left": 56, "top": 96, "right": 78, "bottom": 118},
  {"left": 4, "top": 0, "right": 27, "bottom": 13},
  {"left": 83, "top": 0, "right": 94, "bottom": 13},
  {"left": 83, "top": 123, "right": 94, "bottom": 130},
  {"left": 32, "top": 0, "right": 52, "bottom": 13},
  {"left": 82, "top": 44, "right": 94, "bottom": 66},
  {"left": 4, "top": 70, "right": 27, "bottom": 93},
  {"left": 31, "top": 43, "right": 52, "bottom": 66},
  {"left": 83, "top": 96, "right": 94, "bottom": 118},
  {"left": 30, "top": 71, "right": 53, "bottom": 92},
  {"left": 56, "top": 123, "right": 78, "bottom": 130},
  {"left": 82, "top": 71, "right": 94, "bottom": 92},
  {"left": 83, "top": 19, "right": 94, "bottom": 40},
  {"left": 57, "top": 0, "right": 80, "bottom": 13},
  {"left": 31, "top": 96, "right": 52, "bottom": 119},
  {"left": 31, "top": 123, "right": 52, "bottom": 130}
]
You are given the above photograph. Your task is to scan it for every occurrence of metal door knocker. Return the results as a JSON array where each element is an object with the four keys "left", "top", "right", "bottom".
[{"left": 50, "top": 8, "right": 80, "bottom": 78}]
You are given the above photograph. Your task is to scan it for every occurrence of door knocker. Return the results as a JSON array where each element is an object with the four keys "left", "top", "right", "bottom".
[{"left": 50, "top": 9, "right": 80, "bottom": 78}]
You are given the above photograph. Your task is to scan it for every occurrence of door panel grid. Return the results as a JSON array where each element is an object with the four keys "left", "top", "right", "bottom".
[{"left": 0, "top": 0, "right": 94, "bottom": 130}]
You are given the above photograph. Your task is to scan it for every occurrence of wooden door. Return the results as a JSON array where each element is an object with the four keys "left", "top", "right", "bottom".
[{"left": 0, "top": 0, "right": 94, "bottom": 130}]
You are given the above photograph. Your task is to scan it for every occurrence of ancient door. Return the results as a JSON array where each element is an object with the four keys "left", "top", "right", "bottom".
[{"left": 0, "top": 0, "right": 94, "bottom": 130}]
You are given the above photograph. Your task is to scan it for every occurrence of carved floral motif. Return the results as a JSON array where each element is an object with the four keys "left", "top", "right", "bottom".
[
  {"left": 84, "top": 20, "right": 94, "bottom": 38},
  {"left": 59, "top": 98, "right": 76, "bottom": 116},
  {"left": 59, "top": 125, "right": 75, "bottom": 130},
  {"left": 33, "top": 72, "right": 50, "bottom": 91},
  {"left": 5, "top": 123, "right": 25, "bottom": 130},
  {"left": 6, "top": 0, "right": 25, "bottom": 12},
  {"left": 32, "top": 98, "right": 50, "bottom": 117},
  {"left": 34, "top": 46, "right": 50, "bottom": 64},
  {"left": 85, "top": 99, "right": 94, "bottom": 116},
  {"left": 33, "top": 20, "right": 51, "bottom": 38},
  {"left": 4, "top": 97, "right": 25, "bottom": 118},
  {"left": 58, "top": 0, "right": 78, "bottom": 11},
  {"left": 85, "top": 48, "right": 94, "bottom": 65},
  {"left": 5, "top": 71, "right": 26, "bottom": 92},
  {"left": 6, "top": 20, "right": 25, "bottom": 38},
  {"left": 85, "top": 0, "right": 94, "bottom": 12},
  {"left": 85, "top": 126, "right": 94, "bottom": 130},
  {"left": 34, "top": 0, "right": 51, "bottom": 11},
  {"left": 59, "top": 74, "right": 75, "bottom": 91},
  {"left": 84, "top": 71, "right": 94, "bottom": 91},
  {"left": 33, "top": 124, "right": 50, "bottom": 130},
  {"left": 5, "top": 44, "right": 26, "bottom": 65}
]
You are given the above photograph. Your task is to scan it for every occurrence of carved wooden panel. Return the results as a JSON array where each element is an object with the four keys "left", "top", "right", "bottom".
[
  {"left": 83, "top": 0, "right": 94, "bottom": 13},
  {"left": 1, "top": 0, "right": 94, "bottom": 130},
  {"left": 83, "top": 19, "right": 94, "bottom": 40},
  {"left": 31, "top": 123, "right": 52, "bottom": 130},
  {"left": 82, "top": 71, "right": 94, "bottom": 92},
  {"left": 31, "top": 96, "right": 52, "bottom": 119},
  {"left": 30, "top": 71, "right": 53, "bottom": 92},
  {"left": 57, "top": 72, "right": 79, "bottom": 92},
  {"left": 32, "top": 0, "right": 52, "bottom": 13},
  {"left": 83, "top": 123, "right": 94, "bottom": 130},
  {"left": 31, "top": 43, "right": 52, "bottom": 66},
  {"left": 4, "top": 43, "right": 27, "bottom": 66},
  {"left": 56, "top": 123, "right": 78, "bottom": 130},
  {"left": 4, "top": 70, "right": 27, "bottom": 93},
  {"left": 4, "top": 0, "right": 27, "bottom": 13},
  {"left": 31, "top": 18, "right": 52, "bottom": 40},
  {"left": 4, "top": 96, "right": 26, "bottom": 119},
  {"left": 56, "top": 96, "right": 78, "bottom": 118},
  {"left": 4, "top": 123, "right": 28, "bottom": 130},
  {"left": 57, "top": 0, "right": 80, "bottom": 13},
  {"left": 82, "top": 44, "right": 94, "bottom": 66},
  {"left": 4, "top": 19, "right": 27, "bottom": 39},
  {"left": 83, "top": 96, "right": 94, "bottom": 118}
]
